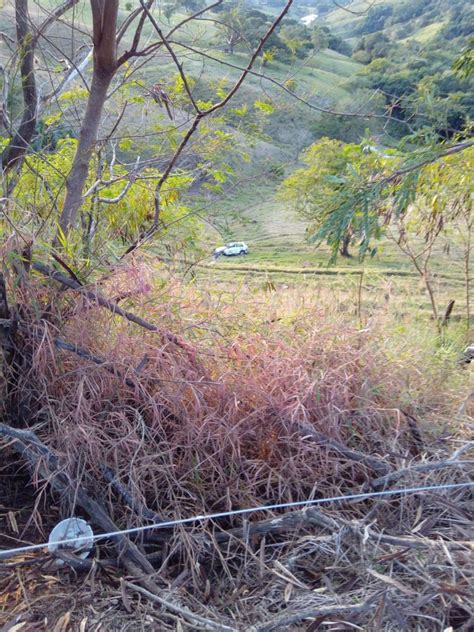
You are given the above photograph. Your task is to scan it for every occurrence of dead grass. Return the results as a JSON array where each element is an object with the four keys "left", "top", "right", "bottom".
[{"left": 1, "top": 260, "right": 472, "bottom": 630}]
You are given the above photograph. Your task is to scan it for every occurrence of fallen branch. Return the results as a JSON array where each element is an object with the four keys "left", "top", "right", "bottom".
[
  {"left": 0, "top": 422, "right": 153, "bottom": 574},
  {"left": 125, "top": 581, "right": 237, "bottom": 632},
  {"left": 52, "top": 550, "right": 119, "bottom": 571},
  {"left": 251, "top": 592, "right": 382, "bottom": 631},
  {"left": 102, "top": 465, "right": 162, "bottom": 523},
  {"left": 32, "top": 262, "right": 198, "bottom": 361},
  {"left": 53, "top": 335, "right": 133, "bottom": 380},
  {"left": 367, "top": 530, "right": 473, "bottom": 551},
  {"left": 369, "top": 459, "right": 474, "bottom": 490},
  {"left": 214, "top": 507, "right": 337, "bottom": 543},
  {"left": 402, "top": 410, "right": 424, "bottom": 455},
  {"left": 293, "top": 420, "right": 392, "bottom": 476},
  {"left": 0, "top": 422, "right": 216, "bottom": 625}
]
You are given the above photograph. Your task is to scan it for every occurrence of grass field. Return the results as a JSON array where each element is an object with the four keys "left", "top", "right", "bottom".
[
  {"left": 400, "top": 21, "right": 446, "bottom": 44},
  {"left": 191, "top": 179, "right": 470, "bottom": 330}
]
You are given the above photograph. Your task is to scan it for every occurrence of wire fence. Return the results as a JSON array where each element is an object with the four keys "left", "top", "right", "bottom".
[{"left": 1, "top": 481, "right": 472, "bottom": 560}]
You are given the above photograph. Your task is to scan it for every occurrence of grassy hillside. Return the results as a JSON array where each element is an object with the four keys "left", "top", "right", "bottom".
[
  {"left": 324, "top": 0, "right": 472, "bottom": 44},
  {"left": 192, "top": 178, "right": 469, "bottom": 330}
]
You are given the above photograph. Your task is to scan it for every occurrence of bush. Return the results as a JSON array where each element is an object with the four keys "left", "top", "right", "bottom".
[
  {"left": 269, "top": 162, "right": 284, "bottom": 178},
  {"left": 352, "top": 50, "right": 372, "bottom": 64}
]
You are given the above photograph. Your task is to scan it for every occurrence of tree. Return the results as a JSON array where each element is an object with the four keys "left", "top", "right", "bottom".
[
  {"left": 386, "top": 148, "right": 473, "bottom": 331},
  {"left": 1, "top": 0, "right": 295, "bottom": 256},
  {"left": 289, "top": 135, "right": 474, "bottom": 331},
  {"left": 357, "top": 5, "right": 393, "bottom": 35},
  {"left": 216, "top": 7, "right": 247, "bottom": 54},
  {"left": 1, "top": 0, "right": 81, "bottom": 171},
  {"left": 57, "top": 0, "right": 122, "bottom": 240},
  {"left": 311, "top": 26, "right": 329, "bottom": 52},
  {"left": 278, "top": 138, "right": 387, "bottom": 257},
  {"left": 310, "top": 90, "right": 386, "bottom": 144},
  {"left": 453, "top": 36, "right": 474, "bottom": 79},
  {"left": 279, "top": 24, "right": 312, "bottom": 59}
]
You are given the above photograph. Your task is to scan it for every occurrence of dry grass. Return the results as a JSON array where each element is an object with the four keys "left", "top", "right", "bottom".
[{"left": 1, "top": 260, "right": 472, "bottom": 630}]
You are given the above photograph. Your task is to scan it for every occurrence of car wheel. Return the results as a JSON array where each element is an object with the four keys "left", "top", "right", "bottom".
[{"left": 240, "top": 250, "right": 245, "bottom": 255}]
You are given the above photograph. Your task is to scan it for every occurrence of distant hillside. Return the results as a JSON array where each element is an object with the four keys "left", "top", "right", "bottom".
[
  {"left": 324, "top": 0, "right": 473, "bottom": 42},
  {"left": 318, "top": 0, "right": 474, "bottom": 139}
]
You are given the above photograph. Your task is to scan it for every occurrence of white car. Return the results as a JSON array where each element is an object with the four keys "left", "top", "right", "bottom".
[{"left": 214, "top": 242, "right": 249, "bottom": 257}]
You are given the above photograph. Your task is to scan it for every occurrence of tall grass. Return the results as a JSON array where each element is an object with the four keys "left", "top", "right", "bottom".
[{"left": 3, "top": 261, "right": 468, "bottom": 531}]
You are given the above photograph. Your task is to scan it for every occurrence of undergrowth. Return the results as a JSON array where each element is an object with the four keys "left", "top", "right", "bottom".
[
  {"left": 1, "top": 260, "right": 472, "bottom": 630},
  {"left": 3, "top": 260, "right": 468, "bottom": 514}
]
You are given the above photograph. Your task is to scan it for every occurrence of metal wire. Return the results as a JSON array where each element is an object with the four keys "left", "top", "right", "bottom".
[{"left": 1, "top": 481, "right": 472, "bottom": 560}]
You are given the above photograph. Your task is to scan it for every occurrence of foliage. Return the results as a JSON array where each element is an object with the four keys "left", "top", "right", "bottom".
[
  {"left": 335, "top": 0, "right": 474, "bottom": 138},
  {"left": 278, "top": 138, "right": 391, "bottom": 256},
  {"left": 453, "top": 37, "right": 474, "bottom": 79},
  {"left": 279, "top": 131, "right": 473, "bottom": 329},
  {"left": 356, "top": 4, "right": 394, "bottom": 35},
  {"left": 3, "top": 136, "right": 204, "bottom": 263},
  {"left": 309, "top": 89, "right": 386, "bottom": 144},
  {"left": 311, "top": 26, "right": 329, "bottom": 52},
  {"left": 213, "top": 5, "right": 348, "bottom": 60}
]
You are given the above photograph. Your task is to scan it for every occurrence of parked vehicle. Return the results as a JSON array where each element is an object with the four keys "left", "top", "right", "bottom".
[{"left": 214, "top": 242, "right": 249, "bottom": 257}]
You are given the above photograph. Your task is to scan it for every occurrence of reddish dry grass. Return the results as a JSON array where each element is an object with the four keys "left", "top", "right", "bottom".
[{"left": 2, "top": 262, "right": 465, "bottom": 524}]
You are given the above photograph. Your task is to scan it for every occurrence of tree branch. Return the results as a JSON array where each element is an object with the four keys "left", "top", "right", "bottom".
[
  {"left": 123, "top": 0, "right": 294, "bottom": 255},
  {"left": 138, "top": 0, "right": 200, "bottom": 114},
  {"left": 32, "top": 0, "right": 81, "bottom": 47},
  {"left": 292, "top": 419, "right": 392, "bottom": 476},
  {"left": 31, "top": 262, "right": 197, "bottom": 358},
  {"left": 252, "top": 592, "right": 381, "bottom": 631},
  {"left": 369, "top": 459, "right": 474, "bottom": 491},
  {"left": 381, "top": 141, "right": 474, "bottom": 187},
  {"left": 170, "top": 40, "right": 410, "bottom": 127},
  {"left": 125, "top": 581, "right": 237, "bottom": 632}
]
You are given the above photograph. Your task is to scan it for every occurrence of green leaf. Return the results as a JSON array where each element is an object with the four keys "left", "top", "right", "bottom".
[
  {"left": 254, "top": 100, "right": 274, "bottom": 114},
  {"left": 119, "top": 138, "right": 133, "bottom": 151}
]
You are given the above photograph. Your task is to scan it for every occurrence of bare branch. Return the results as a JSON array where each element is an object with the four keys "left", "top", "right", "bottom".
[
  {"left": 215, "top": 507, "right": 337, "bottom": 543},
  {"left": 117, "top": 0, "right": 154, "bottom": 66},
  {"left": 172, "top": 40, "right": 410, "bottom": 127},
  {"left": 124, "top": 0, "right": 295, "bottom": 255},
  {"left": 0, "top": 422, "right": 154, "bottom": 574},
  {"left": 370, "top": 459, "right": 474, "bottom": 490},
  {"left": 332, "top": 0, "right": 378, "bottom": 15},
  {"left": 31, "top": 261, "right": 195, "bottom": 355},
  {"left": 166, "top": 0, "right": 224, "bottom": 39},
  {"left": 32, "top": 0, "right": 81, "bottom": 47},
  {"left": 137, "top": 0, "right": 200, "bottom": 114},
  {"left": 252, "top": 592, "right": 381, "bottom": 631},
  {"left": 292, "top": 419, "right": 392, "bottom": 476}
]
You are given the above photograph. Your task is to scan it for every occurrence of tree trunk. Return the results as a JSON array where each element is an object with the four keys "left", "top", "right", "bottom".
[
  {"left": 1, "top": 0, "right": 37, "bottom": 171},
  {"left": 339, "top": 233, "right": 351, "bottom": 257},
  {"left": 58, "top": 70, "right": 113, "bottom": 237},
  {"left": 2, "top": 0, "right": 80, "bottom": 172},
  {"left": 57, "top": 0, "right": 119, "bottom": 239}
]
